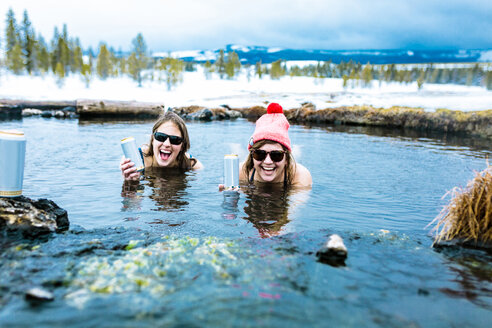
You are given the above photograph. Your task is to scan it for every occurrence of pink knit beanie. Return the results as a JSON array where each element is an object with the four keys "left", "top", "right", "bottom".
[{"left": 248, "top": 103, "right": 291, "bottom": 151}]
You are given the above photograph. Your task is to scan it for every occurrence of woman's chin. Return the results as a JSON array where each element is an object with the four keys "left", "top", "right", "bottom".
[
  {"left": 259, "top": 171, "right": 278, "bottom": 182},
  {"left": 155, "top": 156, "right": 175, "bottom": 167}
]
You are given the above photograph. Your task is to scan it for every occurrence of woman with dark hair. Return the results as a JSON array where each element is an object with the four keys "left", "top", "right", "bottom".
[
  {"left": 120, "top": 111, "right": 203, "bottom": 180},
  {"left": 240, "top": 103, "right": 311, "bottom": 187}
]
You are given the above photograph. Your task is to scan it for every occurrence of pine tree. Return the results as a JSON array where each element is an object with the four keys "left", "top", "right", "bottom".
[
  {"left": 348, "top": 68, "right": 356, "bottom": 88},
  {"left": 270, "top": 59, "right": 285, "bottom": 79},
  {"left": 342, "top": 74, "right": 349, "bottom": 88},
  {"left": 118, "top": 56, "right": 127, "bottom": 76},
  {"left": 429, "top": 68, "right": 439, "bottom": 84},
  {"left": 21, "top": 10, "right": 37, "bottom": 74},
  {"left": 127, "top": 52, "right": 139, "bottom": 83},
  {"left": 5, "top": 8, "right": 22, "bottom": 73},
  {"left": 54, "top": 61, "right": 65, "bottom": 87},
  {"left": 255, "top": 61, "right": 263, "bottom": 79},
  {"left": 50, "top": 27, "right": 69, "bottom": 74},
  {"left": 62, "top": 25, "right": 71, "bottom": 70},
  {"left": 440, "top": 69, "right": 450, "bottom": 84},
  {"left": 96, "top": 43, "right": 111, "bottom": 79},
  {"left": 485, "top": 70, "right": 492, "bottom": 90},
  {"left": 361, "top": 62, "right": 373, "bottom": 87},
  {"left": 225, "top": 51, "right": 241, "bottom": 79},
  {"left": 5, "top": 8, "right": 18, "bottom": 52},
  {"left": 36, "top": 35, "right": 50, "bottom": 74},
  {"left": 81, "top": 61, "right": 92, "bottom": 88},
  {"left": 417, "top": 69, "right": 426, "bottom": 90},
  {"left": 127, "top": 33, "right": 149, "bottom": 86},
  {"left": 72, "top": 41, "right": 83, "bottom": 73},
  {"left": 203, "top": 61, "right": 214, "bottom": 79},
  {"left": 156, "top": 57, "right": 185, "bottom": 90},
  {"left": 215, "top": 49, "right": 226, "bottom": 79},
  {"left": 8, "top": 43, "right": 24, "bottom": 74},
  {"left": 378, "top": 65, "right": 384, "bottom": 87}
]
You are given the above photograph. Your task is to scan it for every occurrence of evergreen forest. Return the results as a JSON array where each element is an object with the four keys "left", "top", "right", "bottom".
[{"left": 1, "top": 8, "right": 491, "bottom": 90}]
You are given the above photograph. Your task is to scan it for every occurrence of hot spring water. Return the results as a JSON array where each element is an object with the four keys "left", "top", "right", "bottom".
[{"left": 0, "top": 117, "right": 491, "bottom": 327}]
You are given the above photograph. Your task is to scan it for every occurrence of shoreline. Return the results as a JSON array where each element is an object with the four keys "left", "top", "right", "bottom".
[{"left": 1, "top": 98, "right": 491, "bottom": 139}]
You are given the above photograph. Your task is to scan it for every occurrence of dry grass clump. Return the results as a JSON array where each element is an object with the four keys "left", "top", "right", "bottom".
[{"left": 430, "top": 164, "right": 492, "bottom": 247}]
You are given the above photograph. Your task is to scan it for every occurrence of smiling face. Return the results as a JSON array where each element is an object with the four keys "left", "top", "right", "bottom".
[
  {"left": 252, "top": 142, "right": 287, "bottom": 183},
  {"left": 152, "top": 121, "right": 183, "bottom": 168}
]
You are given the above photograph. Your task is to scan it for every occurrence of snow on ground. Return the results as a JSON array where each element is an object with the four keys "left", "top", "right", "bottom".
[{"left": 0, "top": 66, "right": 491, "bottom": 112}]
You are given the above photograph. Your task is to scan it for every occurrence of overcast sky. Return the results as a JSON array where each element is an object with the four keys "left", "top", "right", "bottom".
[{"left": 0, "top": 0, "right": 491, "bottom": 52}]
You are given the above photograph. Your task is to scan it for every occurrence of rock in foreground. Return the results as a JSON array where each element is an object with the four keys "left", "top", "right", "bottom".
[
  {"left": 0, "top": 196, "right": 69, "bottom": 237},
  {"left": 316, "top": 234, "right": 348, "bottom": 266}
]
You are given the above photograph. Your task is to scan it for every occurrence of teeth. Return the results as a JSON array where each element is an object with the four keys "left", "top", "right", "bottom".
[
  {"left": 160, "top": 150, "right": 171, "bottom": 154},
  {"left": 263, "top": 167, "right": 275, "bottom": 171}
]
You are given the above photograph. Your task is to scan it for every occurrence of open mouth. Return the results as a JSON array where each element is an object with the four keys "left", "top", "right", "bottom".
[
  {"left": 261, "top": 166, "right": 276, "bottom": 175},
  {"left": 160, "top": 150, "right": 172, "bottom": 161}
]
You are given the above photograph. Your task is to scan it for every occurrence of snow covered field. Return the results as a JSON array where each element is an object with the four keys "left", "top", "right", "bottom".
[{"left": 1, "top": 66, "right": 491, "bottom": 112}]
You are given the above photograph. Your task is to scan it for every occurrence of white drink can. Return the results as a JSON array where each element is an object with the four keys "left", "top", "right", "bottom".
[
  {"left": 0, "top": 130, "right": 27, "bottom": 197},
  {"left": 121, "top": 137, "right": 145, "bottom": 172},
  {"left": 224, "top": 154, "right": 239, "bottom": 189}
]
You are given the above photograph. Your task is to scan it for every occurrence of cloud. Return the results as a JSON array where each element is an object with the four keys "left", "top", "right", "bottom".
[{"left": 0, "top": 0, "right": 490, "bottom": 51}]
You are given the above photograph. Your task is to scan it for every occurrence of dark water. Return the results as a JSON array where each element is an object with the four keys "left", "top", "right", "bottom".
[{"left": 1, "top": 117, "right": 491, "bottom": 327}]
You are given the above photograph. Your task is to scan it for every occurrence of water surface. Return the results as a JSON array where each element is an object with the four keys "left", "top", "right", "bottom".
[{"left": 0, "top": 117, "right": 491, "bottom": 327}]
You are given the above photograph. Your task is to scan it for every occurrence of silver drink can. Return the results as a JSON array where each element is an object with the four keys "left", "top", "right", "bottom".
[
  {"left": 121, "top": 137, "right": 145, "bottom": 172},
  {"left": 0, "top": 130, "right": 27, "bottom": 197},
  {"left": 224, "top": 154, "right": 239, "bottom": 189}
]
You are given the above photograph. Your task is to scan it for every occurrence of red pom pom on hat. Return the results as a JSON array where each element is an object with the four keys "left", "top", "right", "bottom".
[
  {"left": 248, "top": 102, "right": 291, "bottom": 151},
  {"left": 267, "top": 103, "right": 283, "bottom": 114}
]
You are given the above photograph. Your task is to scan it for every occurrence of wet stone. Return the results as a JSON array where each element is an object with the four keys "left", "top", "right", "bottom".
[
  {"left": 0, "top": 196, "right": 69, "bottom": 237},
  {"left": 25, "top": 287, "right": 54, "bottom": 303},
  {"left": 188, "top": 108, "right": 213, "bottom": 121},
  {"left": 316, "top": 234, "right": 348, "bottom": 267}
]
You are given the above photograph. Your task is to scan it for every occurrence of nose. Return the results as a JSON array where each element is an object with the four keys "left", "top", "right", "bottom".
[
  {"left": 263, "top": 153, "right": 274, "bottom": 163},
  {"left": 163, "top": 137, "right": 172, "bottom": 146}
]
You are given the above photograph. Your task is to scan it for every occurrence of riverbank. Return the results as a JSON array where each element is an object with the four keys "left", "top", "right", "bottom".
[{"left": 1, "top": 99, "right": 491, "bottom": 139}]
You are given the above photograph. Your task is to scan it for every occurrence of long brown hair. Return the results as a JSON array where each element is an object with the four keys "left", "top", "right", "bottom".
[
  {"left": 243, "top": 140, "right": 295, "bottom": 185},
  {"left": 143, "top": 111, "right": 195, "bottom": 169}
]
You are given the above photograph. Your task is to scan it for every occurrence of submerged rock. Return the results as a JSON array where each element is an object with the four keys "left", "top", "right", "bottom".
[
  {"left": 0, "top": 196, "right": 69, "bottom": 237},
  {"left": 25, "top": 287, "right": 55, "bottom": 303},
  {"left": 189, "top": 108, "right": 213, "bottom": 121},
  {"left": 21, "top": 108, "right": 43, "bottom": 116},
  {"left": 316, "top": 234, "right": 348, "bottom": 266}
]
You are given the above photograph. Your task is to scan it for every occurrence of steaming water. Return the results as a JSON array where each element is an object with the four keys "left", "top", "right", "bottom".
[{"left": 0, "top": 117, "right": 491, "bottom": 327}]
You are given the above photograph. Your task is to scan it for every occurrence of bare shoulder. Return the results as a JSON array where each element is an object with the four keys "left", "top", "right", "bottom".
[
  {"left": 192, "top": 158, "right": 204, "bottom": 170},
  {"left": 293, "top": 163, "right": 312, "bottom": 187},
  {"left": 186, "top": 153, "right": 204, "bottom": 170}
]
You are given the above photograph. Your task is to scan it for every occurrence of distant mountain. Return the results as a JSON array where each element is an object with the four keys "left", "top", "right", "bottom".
[{"left": 155, "top": 45, "right": 492, "bottom": 65}]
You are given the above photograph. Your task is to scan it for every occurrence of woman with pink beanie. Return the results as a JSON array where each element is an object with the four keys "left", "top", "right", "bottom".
[{"left": 239, "top": 103, "right": 312, "bottom": 187}]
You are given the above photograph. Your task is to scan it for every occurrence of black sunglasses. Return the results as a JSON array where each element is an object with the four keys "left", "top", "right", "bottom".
[
  {"left": 153, "top": 132, "right": 183, "bottom": 145},
  {"left": 252, "top": 149, "right": 285, "bottom": 162}
]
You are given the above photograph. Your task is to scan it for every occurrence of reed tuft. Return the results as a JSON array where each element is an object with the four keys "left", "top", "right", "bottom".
[{"left": 430, "top": 164, "right": 492, "bottom": 246}]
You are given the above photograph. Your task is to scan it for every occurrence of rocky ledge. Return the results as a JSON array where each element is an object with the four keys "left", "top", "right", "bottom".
[
  {"left": 0, "top": 196, "right": 69, "bottom": 237},
  {"left": 1, "top": 99, "right": 491, "bottom": 138}
]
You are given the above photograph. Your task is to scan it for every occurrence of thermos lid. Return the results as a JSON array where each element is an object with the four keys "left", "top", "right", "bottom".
[
  {"left": 0, "top": 129, "right": 24, "bottom": 136},
  {"left": 121, "top": 136, "right": 135, "bottom": 143},
  {"left": 0, "top": 130, "right": 25, "bottom": 140}
]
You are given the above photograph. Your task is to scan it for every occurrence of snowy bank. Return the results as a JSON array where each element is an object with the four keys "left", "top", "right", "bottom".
[{"left": 0, "top": 68, "right": 491, "bottom": 112}]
